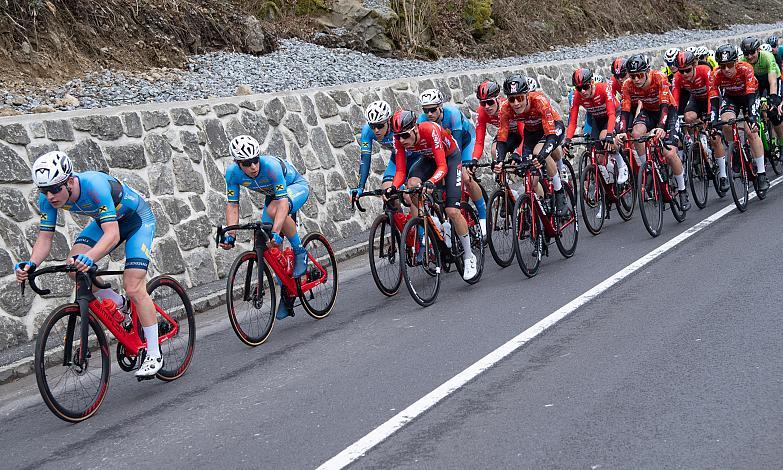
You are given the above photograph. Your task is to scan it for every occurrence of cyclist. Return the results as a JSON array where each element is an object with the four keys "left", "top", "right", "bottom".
[
  {"left": 662, "top": 47, "right": 680, "bottom": 84},
  {"left": 389, "top": 109, "right": 478, "bottom": 280},
  {"left": 15, "top": 151, "right": 162, "bottom": 377},
  {"left": 417, "top": 88, "right": 487, "bottom": 237},
  {"left": 767, "top": 35, "right": 783, "bottom": 68},
  {"left": 611, "top": 57, "right": 628, "bottom": 99},
  {"left": 740, "top": 37, "right": 783, "bottom": 153},
  {"left": 711, "top": 44, "right": 769, "bottom": 193},
  {"left": 473, "top": 80, "right": 511, "bottom": 161},
  {"left": 672, "top": 51, "right": 730, "bottom": 193},
  {"left": 494, "top": 74, "right": 569, "bottom": 216},
  {"left": 695, "top": 46, "right": 719, "bottom": 70},
  {"left": 564, "top": 67, "right": 628, "bottom": 184},
  {"left": 220, "top": 135, "right": 310, "bottom": 320},
  {"left": 614, "top": 54, "right": 690, "bottom": 210},
  {"left": 526, "top": 76, "right": 540, "bottom": 92}
]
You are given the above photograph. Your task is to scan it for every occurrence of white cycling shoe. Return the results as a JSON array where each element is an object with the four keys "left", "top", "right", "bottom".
[
  {"left": 462, "top": 254, "right": 478, "bottom": 281},
  {"left": 135, "top": 355, "right": 163, "bottom": 377},
  {"left": 617, "top": 165, "right": 629, "bottom": 185}
]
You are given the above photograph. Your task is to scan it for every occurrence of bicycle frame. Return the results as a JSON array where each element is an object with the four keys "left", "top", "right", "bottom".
[
  {"left": 723, "top": 117, "right": 758, "bottom": 181},
  {"left": 585, "top": 139, "right": 633, "bottom": 203},
  {"left": 519, "top": 162, "right": 575, "bottom": 239},
  {"left": 633, "top": 134, "right": 677, "bottom": 204}
]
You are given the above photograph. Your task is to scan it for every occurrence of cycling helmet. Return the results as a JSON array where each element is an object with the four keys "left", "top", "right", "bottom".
[
  {"left": 229, "top": 135, "right": 261, "bottom": 161},
  {"left": 675, "top": 51, "right": 696, "bottom": 70},
  {"left": 390, "top": 109, "right": 417, "bottom": 134},
  {"left": 685, "top": 46, "right": 697, "bottom": 54},
  {"left": 503, "top": 75, "right": 530, "bottom": 96},
  {"left": 694, "top": 46, "right": 709, "bottom": 60},
  {"left": 32, "top": 151, "right": 73, "bottom": 188},
  {"left": 663, "top": 47, "right": 680, "bottom": 66},
  {"left": 767, "top": 35, "right": 779, "bottom": 48},
  {"left": 740, "top": 37, "right": 761, "bottom": 54},
  {"left": 571, "top": 67, "right": 593, "bottom": 87},
  {"left": 526, "top": 76, "right": 539, "bottom": 92},
  {"left": 365, "top": 100, "right": 392, "bottom": 124},
  {"left": 625, "top": 54, "right": 650, "bottom": 74},
  {"left": 418, "top": 88, "right": 443, "bottom": 107},
  {"left": 761, "top": 43, "right": 773, "bottom": 53},
  {"left": 592, "top": 73, "right": 605, "bottom": 83},
  {"left": 475, "top": 80, "right": 501, "bottom": 100},
  {"left": 715, "top": 44, "right": 738, "bottom": 64},
  {"left": 611, "top": 57, "right": 627, "bottom": 78}
]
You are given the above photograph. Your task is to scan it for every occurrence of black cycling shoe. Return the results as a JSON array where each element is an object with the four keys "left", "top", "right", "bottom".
[
  {"left": 719, "top": 176, "right": 730, "bottom": 193},
  {"left": 554, "top": 189, "right": 567, "bottom": 216},
  {"left": 757, "top": 172, "right": 770, "bottom": 193},
  {"left": 678, "top": 190, "right": 691, "bottom": 211}
]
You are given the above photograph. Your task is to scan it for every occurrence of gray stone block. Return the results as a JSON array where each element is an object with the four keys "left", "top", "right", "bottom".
[
  {"left": 239, "top": 100, "right": 260, "bottom": 111},
  {"left": 283, "top": 113, "right": 308, "bottom": 146},
  {"left": 0, "top": 143, "right": 32, "bottom": 183},
  {"left": 185, "top": 248, "right": 218, "bottom": 286},
  {"left": 315, "top": 92, "right": 339, "bottom": 118},
  {"left": 170, "top": 108, "right": 195, "bottom": 126},
  {"left": 111, "top": 169, "right": 150, "bottom": 197},
  {"left": 152, "top": 236, "right": 185, "bottom": 275},
  {"left": 122, "top": 112, "right": 143, "bottom": 137},
  {"left": 289, "top": 144, "right": 306, "bottom": 175},
  {"left": 310, "top": 171, "right": 326, "bottom": 204},
  {"left": 241, "top": 111, "right": 269, "bottom": 144},
  {"left": 264, "top": 129, "right": 287, "bottom": 159},
  {"left": 203, "top": 151, "right": 226, "bottom": 193},
  {"left": 0, "top": 123, "right": 30, "bottom": 145},
  {"left": 381, "top": 87, "right": 400, "bottom": 110},
  {"left": 283, "top": 95, "right": 301, "bottom": 112},
  {"left": 206, "top": 190, "right": 226, "bottom": 225},
  {"left": 29, "top": 122, "right": 45, "bottom": 139},
  {"left": 0, "top": 276, "right": 34, "bottom": 316},
  {"left": 71, "top": 115, "right": 123, "bottom": 141},
  {"left": 329, "top": 90, "right": 352, "bottom": 107},
  {"left": 0, "top": 187, "right": 32, "bottom": 222},
  {"left": 264, "top": 98, "right": 286, "bottom": 126},
  {"left": 0, "top": 315, "right": 27, "bottom": 352},
  {"left": 0, "top": 248, "right": 11, "bottom": 276},
  {"left": 105, "top": 144, "right": 146, "bottom": 169},
  {"left": 172, "top": 156, "right": 205, "bottom": 193},
  {"left": 214, "top": 103, "right": 239, "bottom": 117},
  {"left": 203, "top": 119, "right": 230, "bottom": 157},
  {"left": 43, "top": 120, "right": 74, "bottom": 141},
  {"left": 344, "top": 105, "right": 366, "bottom": 134},
  {"left": 180, "top": 130, "right": 203, "bottom": 163},
  {"left": 148, "top": 200, "right": 169, "bottom": 237},
  {"left": 301, "top": 96, "right": 318, "bottom": 126},
  {"left": 24, "top": 225, "right": 69, "bottom": 260},
  {"left": 328, "top": 171, "right": 347, "bottom": 196},
  {"left": 303, "top": 148, "right": 321, "bottom": 172},
  {"left": 148, "top": 162, "right": 175, "bottom": 195},
  {"left": 338, "top": 144, "right": 361, "bottom": 187},
  {"left": 141, "top": 110, "right": 170, "bottom": 130},
  {"left": 159, "top": 195, "right": 192, "bottom": 224},
  {"left": 325, "top": 122, "right": 354, "bottom": 148},
  {"left": 189, "top": 194, "right": 206, "bottom": 212},
  {"left": 225, "top": 117, "right": 250, "bottom": 141},
  {"left": 191, "top": 104, "right": 210, "bottom": 116},
  {"left": 310, "top": 128, "right": 335, "bottom": 169},
  {"left": 68, "top": 139, "right": 109, "bottom": 172},
  {"left": 173, "top": 215, "right": 212, "bottom": 251},
  {"left": 143, "top": 133, "right": 172, "bottom": 163}
]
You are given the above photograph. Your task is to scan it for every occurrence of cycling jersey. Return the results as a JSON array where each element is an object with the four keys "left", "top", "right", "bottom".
[
  {"left": 619, "top": 70, "right": 673, "bottom": 132},
  {"left": 497, "top": 91, "right": 561, "bottom": 139},
  {"left": 672, "top": 65, "right": 713, "bottom": 104},
  {"left": 661, "top": 65, "right": 676, "bottom": 84},
  {"left": 357, "top": 123, "right": 394, "bottom": 191},
  {"left": 418, "top": 104, "right": 476, "bottom": 162},
  {"left": 568, "top": 89, "right": 593, "bottom": 137},
  {"left": 700, "top": 56, "right": 719, "bottom": 71},
  {"left": 566, "top": 82, "right": 618, "bottom": 139},
  {"left": 226, "top": 156, "right": 302, "bottom": 202},
  {"left": 710, "top": 62, "right": 758, "bottom": 97},
  {"left": 472, "top": 97, "right": 507, "bottom": 159},
  {"left": 610, "top": 76, "right": 624, "bottom": 100},
  {"left": 392, "top": 121, "right": 458, "bottom": 188},
  {"left": 741, "top": 50, "right": 781, "bottom": 78}
]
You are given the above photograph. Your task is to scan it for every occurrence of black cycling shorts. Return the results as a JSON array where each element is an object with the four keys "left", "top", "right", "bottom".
[
  {"left": 684, "top": 96, "right": 709, "bottom": 117},
  {"left": 519, "top": 121, "right": 566, "bottom": 158},
  {"left": 408, "top": 151, "right": 462, "bottom": 209}
]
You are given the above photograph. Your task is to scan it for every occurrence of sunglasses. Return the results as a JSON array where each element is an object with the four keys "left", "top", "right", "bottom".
[
  {"left": 576, "top": 84, "right": 591, "bottom": 92},
  {"left": 239, "top": 157, "right": 260, "bottom": 168},
  {"left": 39, "top": 183, "right": 66, "bottom": 195},
  {"left": 719, "top": 62, "right": 736, "bottom": 69},
  {"left": 396, "top": 131, "right": 413, "bottom": 140},
  {"left": 423, "top": 107, "right": 439, "bottom": 114},
  {"left": 480, "top": 99, "right": 496, "bottom": 107},
  {"left": 369, "top": 122, "right": 387, "bottom": 130},
  {"left": 679, "top": 67, "right": 693, "bottom": 74},
  {"left": 630, "top": 73, "right": 646, "bottom": 80},
  {"left": 507, "top": 95, "right": 526, "bottom": 103}
]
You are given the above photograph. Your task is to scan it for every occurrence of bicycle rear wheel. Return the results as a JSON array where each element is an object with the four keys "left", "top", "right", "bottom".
[
  {"left": 579, "top": 163, "right": 605, "bottom": 235},
  {"left": 727, "top": 144, "right": 749, "bottom": 212},
  {"left": 688, "top": 141, "right": 709, "bottom": 209},
  {"left": 297, "top": 232, "right": 338, "bottom": 319},
  {"left": 555, "top": 184, "right": 578, "bottom": 258},
  {"left": 401, "top": 216, "right": 441, "bottom": 307},
  {"left": 226, "top": 251, "right": 276, "bottom": 347},
  {"left": 147, "top": 275, "right": 195, "bottom": 381},
  {"left": 368, "top": 213, "right": 402, "bottom": 296},
  {"left": 512, "top": 194, "right": 542, "bottom": 278},
  {"left": 637, "top": 162, "right": 663, "bottom": 237},
  {"left": 770, "top": 144, "right": 783, "bottom": 175},
  {"left": 35, "top": 304, "right": 110, "bottom": 423},
  {"left": 454, "top": 205, "right": 485, "bottom": 284},
  {"left": 487, "top": 189, "right": 516, "bottom": 267}
]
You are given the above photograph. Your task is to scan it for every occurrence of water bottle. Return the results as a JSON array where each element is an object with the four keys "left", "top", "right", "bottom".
[
  {"left": 699, "top": 133, "right": 713, "bottom": 158},
  {"left": 442, "top": 220, "right": 452, "bottom": 248},
  {"left": 282, "top": 248, "right": 295, "bottom": 277},
  {"left": 100, "top": 298, "right": 124, "bottom": 324}
]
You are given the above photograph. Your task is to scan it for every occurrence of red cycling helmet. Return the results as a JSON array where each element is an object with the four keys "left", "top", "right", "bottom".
[
  {"left": 476, "top": 80, "right": 501, "bottom": 100},
  {"left": 611, "top": 57, "right": 627, "bottom": 78},
  {"left": 391, "top": 109, "right": 417, "bottom": 134},
  {"left": 572, "top": 67, "right": 594, "bottom": 87},
  {"left": 675, "top": 51, "right": 696, "bottom": 70}
]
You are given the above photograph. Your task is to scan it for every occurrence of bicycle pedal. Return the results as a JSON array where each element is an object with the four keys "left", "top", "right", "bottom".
[{"left": 136, "top": 374, "right": 156, "bottom": 382}]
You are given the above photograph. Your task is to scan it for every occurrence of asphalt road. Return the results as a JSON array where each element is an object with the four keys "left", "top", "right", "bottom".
[{"left": 0, "top": 175, "right": 781, "bottom": 470}]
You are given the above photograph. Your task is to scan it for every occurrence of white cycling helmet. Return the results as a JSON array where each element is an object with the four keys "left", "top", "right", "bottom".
[
  {"left": 229, "top": 135, "right": 261, "bottom": 161},
  {"left": 664, "top": 47, "right": 680, "bottom": 66},
  {"left": 685, "top": 46, "right": 697, "bottom": 54},
  {"left": 418, "top": 88, "right": 443, "bottom": 107},
  {"left": 365, "top": 100, "right": 392, "bottom": 124},
  {"left": 592, "top": 73, "right": 605, "bottom": 83},
  {"left": 694, "top": 45, "right": 709, "bottom": 59},
  {"left": 32, "top": 151, "right": 73, "bottom": 188},
  {"left": 761, "top": 43, "right": 773, "bottom": 53},
  {"left": 526, "top": 76, "right": 539, "bottom": 91}
]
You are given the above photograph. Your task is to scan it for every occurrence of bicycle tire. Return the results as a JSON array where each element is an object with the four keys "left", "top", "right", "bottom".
[
  {"left": 368, "top": 213, "right": 402, "bottom": 296},
  {"left": 226, "top": 251, "right": 276, "bottom": 347},
  {"left": 637, "top": 161, "right": 663, "bottom": 237},
  {"left": 727, "top": 144, "right": 749, "bottom": 212},
  {"left": 688, "top": 141, "right": 709, "bottom": 209},
  {"left": 579, "top": 163, "right": 606, "bottom": 235},
  {"left": 297, "top": 232, "right": 338, "bottom": 319},
  {"left": 147, "top": 275, "right": 195, "bottom": 381},
  {"left": 616, "top": 153, "right": 636, "bottom": 221},
  {"left": 35, "top": 304, "right": 110, "bottom": 423},
  {"left": 555, "top": 183, "right": 578, "bottom": 258},
  {"left": 454, "top": 204, "right": 485, "bottom": 284},
  {"left": 512, "top": 194, "right": 542, "bottom": 278},
  {"left": 400, "top": 216, "right": 441, "bottom": 307},
  {"left": 770, "top": 144, "right": 783, "bottom": 175},
  {"left": 487, "top": 189, "right": 516, "bottom": 267}
]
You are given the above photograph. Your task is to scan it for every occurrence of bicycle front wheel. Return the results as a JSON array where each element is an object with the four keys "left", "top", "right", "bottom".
[
  {"left": 148, "top": 275, "right": 195, "bottom": 381},
  {"left": 727, "top": 144, "right": 749, "bottom": 212},
  {"left": 580, "top": 163, "right": 606, "bottom": 235},
  {"left": 226, "top": 251, "right": 276, "bottom": 347},
  {"left": 555, "top": 183, "right": 578, "bottom": 258},
  {"left": 512, "top": 194, "right": 542, "bottom": 278},
  {"left": 35, "top": 304, "right": 110, "bottom": 423},
  {"left": 637, "top": 162, "right": 663, "bottom": 237},
  {"left": 688, "top": 141, "right": 709, "bottom": 209},
  {"left": 400, "top": 216, "right": 441, "bottom": 307},
  {"left": 487, "top": 189, "right": 516, "bottom": 267},
  {"left": 297, "top": 232, "right": 338, "bottom": 319},
  {"left": 770, "top": 144, "right": 783, "bottom": 175},
  {"left": 368, "top": 213, "right": 402, "bottom": 296}
]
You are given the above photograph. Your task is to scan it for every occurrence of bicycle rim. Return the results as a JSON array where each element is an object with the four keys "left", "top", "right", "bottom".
[
  {"left": 148, "top": 276, "right": 195, "bottom": 381},
  {"left": 637, "top": 162, "right": 663, "bottom": 237},
  {"left": 579, "top": 163, "right": 605, "bottom": 235},
  {"left": 401, "top": 216, "right": 441, "bottom": 307},
  {"left": 688, "top": 143, "right": 708, "bottom": 209},
  {"left": 487, "top": 189, "right": 516, "bottom": 267},
  {"left": 35, "top": 304, "right": 110, "bottom": 423},
  {"left": 771, "top": 145, "right": 783, "bottom": 175},
  {"left": 512, "top": 194, "right": 541, "bottom": 278},
  {"left": 555, "top": 184, "right": 578, "bottom": 258},
  {"left": 369, "top": 214, "right": 402, "bottom": 296},
  {"left": 728, "top": 147, "right": 749, "bottom": 212},
  {"left": 297, "top": 232, "right": 338, "bottom": 319},
  {"left": 226, "top": 251, "right": 276, "bottom": 346}
]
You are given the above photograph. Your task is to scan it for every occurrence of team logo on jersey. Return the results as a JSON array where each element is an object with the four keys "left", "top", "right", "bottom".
[
  {"left": 98, "top": 205, "right": 108, "bottom": 213},
  {"left": 40, "top": 213, "right": 48, "bottom": 221},
  {"left": 242, "top": 181, "right": 251, "bottom": 186},
  {"left": 141, "top": 243, "right": 151, "bottom": 258},
  {"left": 227, "top": 189, "right": 236, "bottom": 197},
  {"left": 275, "top": 184, "right": 284, "bottom": 191}
]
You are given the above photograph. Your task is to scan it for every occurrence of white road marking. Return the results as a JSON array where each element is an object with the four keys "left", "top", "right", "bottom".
[{"left": 317, "top": 177, "right": 781, "bottom": 469}]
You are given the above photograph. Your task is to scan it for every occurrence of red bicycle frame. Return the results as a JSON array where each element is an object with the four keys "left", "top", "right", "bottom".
[
  {"left": 725, "top": 118, "right": 758, "bottom": 182},
  {"left": 88, "top": 297, "right": 180, "bottom": 356},
  {"left": 520, "top": 163, "right": 576, "bottom": 239}
]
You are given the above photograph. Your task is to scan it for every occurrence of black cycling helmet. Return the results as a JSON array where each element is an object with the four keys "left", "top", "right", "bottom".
[
  {"left": 390, "top": 109, "right": 417, "bottom": 134},
  {"left": 503, "top": 74, "right": 530, "bottom": 96},
  {"left": 767, "top": 35, "right": 779, "bottom": 49},
  {"left": 625, "top": 54, "right": 650, "bottom": 74},
  {"left": 740, "top": 37, "right": 761, "bottom": 54},
  {"left": 476, "top": 80, "right": 501, "bottom": 100},
  {"left": 571, "top": 67, "right": 593, "bottom": 87},
  {"left": 611, "top": 57, "right": 627, "bottom": 78},
  {"left": 715, "top": 44, "right": 738, "bottom": 64},
  {"left": 675, "top": 51, "right": 696, "bottom": 70}
]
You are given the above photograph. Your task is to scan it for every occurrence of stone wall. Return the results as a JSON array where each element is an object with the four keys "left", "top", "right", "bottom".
[{"left": 0, "top": 28, "right": 779, "bottom": 351}]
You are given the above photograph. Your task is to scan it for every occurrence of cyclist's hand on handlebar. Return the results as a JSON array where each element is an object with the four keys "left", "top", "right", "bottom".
[
  {"left": 531, "top": 154, "right": 545, "bottom": 170},
  {"left": 651, "top": 127, "right": 666, "bottom": 140},
  {"left": 602, "top": 134, "right": 615, "bottom": 151},
  {"left": 219, "top": 234, "right": 236, "bottom": 250},
  {"left": 266, "top": 231, "right": 284, "bottom": 250},
  {"left": 383, "top": 185, "right": 397, "bottom": 200},
  {"left": 348, "top": 187, "right": 363, "bottom": 201},
  {"left": 14, "top": 260, "right": 36, "bottom": 283},
  {"left": 69, "top": 254, "right": 95, "bottom": 273},
  {"left": 492, "top": 160, "right": 504, "bottom": 174},
  {"left": 614, "top": 133, "right": 626, "bottom": 146},
  {"left": 748, "top": 118, "right": 760, "bottom": 133},
  {"left": 422, "top": 180, "right": 436, "bottom": 194}
]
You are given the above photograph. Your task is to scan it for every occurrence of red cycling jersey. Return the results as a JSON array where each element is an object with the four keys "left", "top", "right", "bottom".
[
  {"left": 710, "top": 62, "right": 758, "bottom": 98},
  {"left": 497, "top": 91, "right": 561, "bottom": 142},
  {"left": 566, "top": 82, "right": 618, "bottom": 139},
  {"left": 472, "top": 97, "right": 508, "bottom": 160},
  {"left": 621, "top": 70, "right": 673, "bottom": 113},
  {"left": 672, "top": 65, "right": 713, "bottom": 105},
  {"left": 392, "top": 121, "right": 458, "bottom": 188},
  {"left": 610, "top": 76, "right": 624, "bottom": 99}
]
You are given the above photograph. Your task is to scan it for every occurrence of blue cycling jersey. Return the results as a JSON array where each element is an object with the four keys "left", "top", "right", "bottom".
[
  {"left": 358, "top": 123, "right": 395, "bottom": 190},
  {"left": 417, "top": 104, "right": 475, "bottom": 150},
  {"left": 225, "top": 156, "right": 302, "bottom": 203},
  {"left": 38, "top": 171, "right": 145, "bottom": 231}
]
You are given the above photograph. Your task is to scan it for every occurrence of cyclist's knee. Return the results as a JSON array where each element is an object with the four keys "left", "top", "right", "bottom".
[
  {"left": 123, "top": 271, "right": 148, "bottom": 300},
  {"left": 444, "top": 207, "right": 461, "bottom": 219}
]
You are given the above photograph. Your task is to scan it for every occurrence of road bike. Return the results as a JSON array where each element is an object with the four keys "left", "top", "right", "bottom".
[
  {"left": 216, "top": 223, "right": 338, "bottom": 346},
  {"left": 718, "top": 116, "right": 766, "bottom": 212},
  {"left": 682, "top": 119, "right": 725, "bottom": 209},
  {"left": 26, "top": 265, "right": 194, "bottom": 422},
  {"left": 758, "top": 97, "right": 783, "bottom": 176}
]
